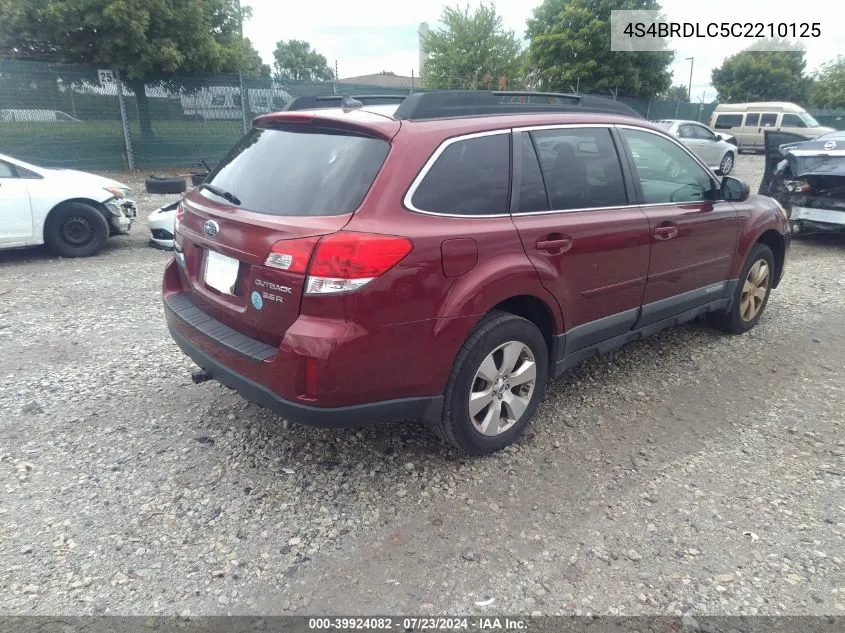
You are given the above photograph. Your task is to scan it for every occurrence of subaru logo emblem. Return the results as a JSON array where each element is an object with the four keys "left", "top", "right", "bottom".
[
  {"left": 204, "top": 220, "right": 219, "bottom": 237},
  {"left": 823, "top": 140, "right": 837, "bottom": 151}
]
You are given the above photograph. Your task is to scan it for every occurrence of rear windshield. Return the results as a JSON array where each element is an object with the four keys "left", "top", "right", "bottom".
[{"left": 204, "top": 125, "right": 390, "bottom": 216}]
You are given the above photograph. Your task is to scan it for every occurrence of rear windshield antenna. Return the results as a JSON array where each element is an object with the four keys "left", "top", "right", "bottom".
[{"left": 341, "top": 95, "right": 364, "bottom": 111}]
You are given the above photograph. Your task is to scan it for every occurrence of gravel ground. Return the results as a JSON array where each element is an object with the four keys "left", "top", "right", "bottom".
[{"left": 0, "top": 155, "right": 843, "bottom": 616}]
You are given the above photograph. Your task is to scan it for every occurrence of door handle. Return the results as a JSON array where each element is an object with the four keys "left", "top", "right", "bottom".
[
  {"left": 653, "top": 224, "right": 679, "bottom": 240},
  {"left": 536, "top": 236, "right": 573, "bottom": 252}
]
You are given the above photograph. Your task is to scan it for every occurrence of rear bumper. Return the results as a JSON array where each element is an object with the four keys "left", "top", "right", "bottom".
[{"left": 164, "top": 293, "right": 444, "bottom": 428}]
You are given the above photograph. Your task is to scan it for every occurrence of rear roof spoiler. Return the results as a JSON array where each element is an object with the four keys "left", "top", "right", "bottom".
[{"left": 284, "top": 94, "right": 408, "bottom": 111}]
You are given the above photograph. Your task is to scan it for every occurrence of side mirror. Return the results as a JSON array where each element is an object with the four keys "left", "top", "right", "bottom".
[{"left": 721, "top": 176, "right": 750, "bottom": 202}]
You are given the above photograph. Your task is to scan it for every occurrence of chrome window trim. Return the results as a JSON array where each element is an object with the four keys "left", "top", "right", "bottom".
[
  {"left": 402, "top": 129, "right": 513, "bottom": 217},
  {"left": 401, "top": 122, "right": 725, "bottom": 220}
]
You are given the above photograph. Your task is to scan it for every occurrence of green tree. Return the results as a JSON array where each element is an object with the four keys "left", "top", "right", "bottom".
[
  {"left": 526, "top": 0, "right": 673, "bottom": 98},
  {"left": 0, "top": 0, "right": 258, "bottom": 136},
  {"left": 659, "top": 85, "right": 690, "bottom": 102},
  {"left": 711, "top": 39, "right": 810, "bottom": 103},
  {"left": 273, "top": 40, "right": 334, "bottom": 82},
  {"left": 810, "top": 56, "right": 845, "bottom": 109},
  {"left": 242, "top": 38, "right": 271, "bottom": 77},
  {"left": 420, "top": 3, "right": 524, "bottom": 90}
]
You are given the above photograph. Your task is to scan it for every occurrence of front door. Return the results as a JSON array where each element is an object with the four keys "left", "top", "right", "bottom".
[
  {"left": 0, "top": 161, "right": 33, "bottom": 245},
  {"left": 617, "top": 127, "right": 740, "bottom": 327},
  {"left": 509, "top": 126, "right": 651, "bottom": 356}
]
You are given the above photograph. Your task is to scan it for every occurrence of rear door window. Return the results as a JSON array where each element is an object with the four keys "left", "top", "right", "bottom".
[
  {"left": 514, "top": 133, "right": 550, "bottom": 213},
  {"left": 204, "top": 125, "right": 390, "bottom": 216},
  {"left": 745, "top": 113, "right": 760, "bottom": 127},
  {"left": 529, "top": 127, "right": 627, "bottom": 210},
  {"left": 410, "top": 133, "right": 510, "bottom": 215},
  {"left": 760, "top": 113, "right": 778, "bottom": 127}
]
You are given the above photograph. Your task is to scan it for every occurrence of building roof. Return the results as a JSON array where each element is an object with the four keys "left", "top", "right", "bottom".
[{"left": 337, "top": 74, "right": 415, "bottom": 89}]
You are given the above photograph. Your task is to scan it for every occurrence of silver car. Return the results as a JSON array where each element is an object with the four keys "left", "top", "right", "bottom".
[{"left": 652, "top": 119, "right": 738, "bottom": 175}]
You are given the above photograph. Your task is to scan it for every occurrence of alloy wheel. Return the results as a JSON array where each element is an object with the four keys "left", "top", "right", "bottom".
[
  {"left": 469, "top": 341, "right": 537, "bottom": 436},
  {"left": 740, "top": 259, "right": 770, "bottom": 321}
]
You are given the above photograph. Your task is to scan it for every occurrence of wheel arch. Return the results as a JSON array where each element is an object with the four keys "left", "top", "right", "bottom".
[
  {"left": 491, "top": 295, "right": 560, "bottom": 363},
  {"left": 756, "top": 229, "right": 786, "bottom": 288},
  {"left": 43, "top": 198, "right": 110, "bottom": 241}
]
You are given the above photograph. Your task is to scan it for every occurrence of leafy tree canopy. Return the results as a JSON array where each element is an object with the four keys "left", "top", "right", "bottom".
[
  {"left": 526, "top": 0, "right": 673, "bottom": 98},
  {"left": 0, "top": 0, "right": 255, "bottom": 79},
  {"left": 810, "top": 56, "right": 845, "bottom": 109},
  {"left": 420, "top": 3, "right": 524, "bottom": 90},
  {"left": 711, "top": 39, "right": 810, "bottom": 103},
  {"left": 273, "top": 40, "right": 335, "bottom": 82}
]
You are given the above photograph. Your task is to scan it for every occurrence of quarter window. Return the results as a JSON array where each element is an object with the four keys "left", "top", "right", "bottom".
[
  {"left": 714, "top": 114, "right": 742, "bottom": 129},
  {"left": 529, "top": 128, "right": 627, "bottom": 210},
  {"left": 0, "top": 162, "right": 15, "bottom": 178},
  {"left": 621, "top": 128, "right": 716, "bottom": 205},
  {"left": 410, "top": 133, "right": 511, "bottom": 215}
]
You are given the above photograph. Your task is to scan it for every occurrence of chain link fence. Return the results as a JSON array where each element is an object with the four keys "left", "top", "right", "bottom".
[{"left": 2, "top": 59, "right": 844, "bottom": 172}]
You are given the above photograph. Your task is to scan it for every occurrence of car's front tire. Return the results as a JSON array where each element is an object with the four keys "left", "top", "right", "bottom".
[
  {"left": 44, "top": 202, "right": 110, "bottom": 258},
  {"left": 711, "top": 242, "right": 775, "bottom": 334},
  {"left": 435, "top": 311, "right": 549, "bottom": 455},
  {"left": 719, "top": 151, "right": 735, "bottom": 175}
]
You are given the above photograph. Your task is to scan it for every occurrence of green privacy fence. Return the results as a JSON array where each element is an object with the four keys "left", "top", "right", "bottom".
[{"left": 2, "top": 59, "right": 843, "bottom": 172}]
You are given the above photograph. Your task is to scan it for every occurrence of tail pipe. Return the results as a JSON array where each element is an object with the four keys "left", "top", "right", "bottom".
[{"left": 191, "top": 368, "right": 212, "bottom": 384}]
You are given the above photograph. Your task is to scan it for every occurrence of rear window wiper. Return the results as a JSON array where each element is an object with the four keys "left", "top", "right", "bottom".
[{"left": 198, "top": 183, "right": 241, "bottom": 206}]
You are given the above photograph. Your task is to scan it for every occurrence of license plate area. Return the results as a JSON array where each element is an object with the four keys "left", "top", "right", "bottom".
[{"left": 204, "top": 249, "right": 241, "bottom": 295}]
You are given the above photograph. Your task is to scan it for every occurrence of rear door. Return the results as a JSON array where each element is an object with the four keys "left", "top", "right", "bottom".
[
  {"left": 509, "top": 125, "right": 652, "bottom": 354},
  {"left": 176, "top": 120, "right": 394, "bottom": 346}
]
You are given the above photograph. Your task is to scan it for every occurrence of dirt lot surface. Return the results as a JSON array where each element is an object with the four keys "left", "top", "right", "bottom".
[{"left": 1, "top": 156, "right": 843, "bottom": 616}]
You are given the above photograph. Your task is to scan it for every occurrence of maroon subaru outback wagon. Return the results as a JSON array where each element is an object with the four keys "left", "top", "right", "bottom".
[{"left": 163, "top": 91, "right": 790, "bottom": 455}]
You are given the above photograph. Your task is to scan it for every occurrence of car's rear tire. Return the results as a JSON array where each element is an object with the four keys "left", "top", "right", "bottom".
[
  {"left": 44, "top": 202, "right": 110, "bottom": 258},
  {"left": 719, "top": 151, "right": 735, "bottom": 175},
  {"left": 710, "top": 243, "right": 775, "bottom": 334},
  {"left": 434, "top": 311, "right": 549, "bottom": 455}
]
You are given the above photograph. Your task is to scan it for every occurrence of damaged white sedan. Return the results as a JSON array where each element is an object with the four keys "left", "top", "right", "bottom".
[
  {"left": 0, "top": 153, "right": 137, "bottom": 257},
  {"left": 760, "top": 130, "right": 845, "bottom": 235}
]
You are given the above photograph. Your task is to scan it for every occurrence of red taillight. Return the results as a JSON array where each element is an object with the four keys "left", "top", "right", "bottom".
[
  {"left": 264, "top": 236, "right": 320, "bottom": 272},
  {"left": 309, "top": 233, "right": 413, "bottom": 279},
  {"left": 263, "top": 232, "right": 413, "bottom": 295}
]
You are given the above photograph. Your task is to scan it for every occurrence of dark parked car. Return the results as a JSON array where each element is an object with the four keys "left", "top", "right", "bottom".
[
  {"left": 163, "top": 91, "right": 790, "bottom": 455},
  {"left": 760, "top": 129, "right": 845, "bottom": 235}
]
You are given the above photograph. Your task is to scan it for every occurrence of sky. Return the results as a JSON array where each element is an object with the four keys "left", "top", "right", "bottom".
[{"left": 242, "top": 0, "right": 844, "bottom": 99}]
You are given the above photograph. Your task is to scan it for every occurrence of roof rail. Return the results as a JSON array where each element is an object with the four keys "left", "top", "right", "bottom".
[
  {"left": 284, "top": 94, "right": 408, "bottom": 111},
  {"left": 392, "top": 90, "right": 643, "bottom": 121}
]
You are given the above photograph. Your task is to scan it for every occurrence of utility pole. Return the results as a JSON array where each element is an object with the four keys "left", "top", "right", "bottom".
[
  {"left": 686, "top": 57, "right": 694, "bottom": 102},
  {"left": 236, "top": 0, "right": 249, "bottom": 134},
  {"left": 334, "top": 60, "right": 339, "bottom": 94}
]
